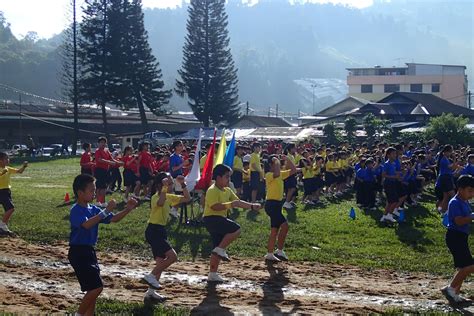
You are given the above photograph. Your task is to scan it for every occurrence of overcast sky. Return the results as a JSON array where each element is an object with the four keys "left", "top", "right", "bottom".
[{"left": 0, "top": 0, "right": 374, "bottom": 39}]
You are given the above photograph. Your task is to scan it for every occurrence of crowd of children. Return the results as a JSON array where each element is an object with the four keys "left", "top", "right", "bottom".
[{"left": 3, "top": 135, "right": 474, "bottom": 313}]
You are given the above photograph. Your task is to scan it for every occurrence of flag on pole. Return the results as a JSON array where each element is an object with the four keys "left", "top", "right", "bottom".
[
  {"left": 185, "top": 128, "right": 202, "bottom": 191},
  {"left": 195, "top": 129, "right": 217, "bottom": 191},
  {"left": 213, "top": 129, "right": 227, "bottom": 167},
  {"left": 224, "top": 130, "right": 236, "bottom": 168}
]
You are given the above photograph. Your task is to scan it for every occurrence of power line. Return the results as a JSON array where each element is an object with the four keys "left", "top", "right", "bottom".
[
  {"left": 19, "top": 112, "right": 115, "bottom": 136},
  {"left": 0, "top": 83, "right": 72, "bottom": 106}
]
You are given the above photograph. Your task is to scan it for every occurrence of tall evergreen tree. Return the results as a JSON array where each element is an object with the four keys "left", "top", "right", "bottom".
[
  {"left": 176, "top": 0, "right": 240, "bottom": 127},
  {"left": 78, "top": 0, "right": 111, "bottom": 139},
  {"left": 108, "top": 0, "right": 171, "bottom": 132}
]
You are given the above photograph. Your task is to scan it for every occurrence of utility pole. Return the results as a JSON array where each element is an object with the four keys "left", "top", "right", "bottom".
[
  {"left": 246, "top": 101, "right": 249, "bottom": 115},
  {"left": 268, "top": 106, "right": 271, "bottom": 117},
  {"left": 311, "top": 84, "right": 317, "bottom": 115},
  {"left": 72, "top": 0, "right": 79, "bottom": 155},
  {"left": 469, "top": 91, "right": 472, "bottom": 109},
  {"left": 19, "top": 94, "right": 22, "bottom": 145},
  {"left": 276, "top": 104, "right": 279, "bottom": 117}
]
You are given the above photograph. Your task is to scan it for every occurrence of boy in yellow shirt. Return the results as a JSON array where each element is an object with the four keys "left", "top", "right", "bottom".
[
  {"left": 264, "top": 155, "right": 297, "bottom": 262},
  {"left": 143, "top": 173, "right": 190, "bottom": 301},
  {"left": 0, "top": 152, "right": 28, "bottom": 234},
  {"left": 203, "top": 164, "right": 261, "bottom": 282}
]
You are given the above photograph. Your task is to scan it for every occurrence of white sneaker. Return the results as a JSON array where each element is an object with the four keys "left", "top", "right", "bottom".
[
  {"left": 264, "top": 253, "right": 281, "bottom": 262},
  {"left": 170, "top": 207, "right": 179, "bottom": 218},
  {"left": 441, "top": 286, "right": 464, "bottom": 304},
  {"left": 385, "top": 213, "right": 397, "bottom": 223},
  {"left": 275, "top": 250, "right": 289, "bottom": 261},
  {"left": 212, "top": 247, "right": 230, "bottom": 261},
  {"left": 283, "top": 202, "right": 293, "bottom": 209},
  {"left": 392, "top": 210, "right": 401, "bottom": 217},
  {"left": 142, "top": 273, "right": 161, "bottom": 289},
  {"left": 207, "top": 272, "right": 224, "bottom": 283},
  {"left": 290, "top": 201, "right": 296, "bottom": 206},
  {"left": 0, "top": 222, "right": 11, "bottom": 233},
  {"left": 144, "top": 288, "right": 165, "bottom": 301}
]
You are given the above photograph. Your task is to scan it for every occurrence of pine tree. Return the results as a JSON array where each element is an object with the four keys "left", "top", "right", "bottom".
[
  {"left": 176, "top": 0, "right": 240, "bottom": 127},
  {"left": 108, "top": 0, "right": 171, "bottom": 132},
  {"left": 78, "top": 0, "right": 112, "bottom": 139}
]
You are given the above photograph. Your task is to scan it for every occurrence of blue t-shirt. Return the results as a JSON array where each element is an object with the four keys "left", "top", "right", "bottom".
[
  {"left": 447, "top": 196, "right": 472, "bottom": 234},
  {"left": 169, "top": 153, "right": 183, "bottom": 178},
  {"left": 439, "top": 156, "right": 453, "bottom": 176},
  {"left": 394, "top": 158, "right": 401, "bottom": 172},
  {"left": 69, "top": 204, "right": 112, "bottom": 246},
  {"left": 363, "top": 168, "right": 375, "bottom": 182},
  {"left": 383, "top": 160, "right": 397, "bottom": 181},
  {"left": 356, "top": 167, "right": 366, "bottom": 180},
  {"left": 354, "top": 162, "right": 361, "bottom": 171},
  {"left": 461, "top": 164, "right": 474, "bottom": 176}
]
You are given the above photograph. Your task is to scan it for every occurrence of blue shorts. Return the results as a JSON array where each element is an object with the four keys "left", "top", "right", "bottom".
[
  {"left": 94, "top": 168, "right": 109, "bottom": 189},
  {"left": 145, "top": 224, "right": 172, "bottom": 259},
  {"left": 231, "top": 170, "right": 243, "bottom": 189},
  {"left": 284, "top": 174, "right": 297, "bottom": 190},
  {"left": 446, "top": 229, "right": 474, "bottom": 268},
  {"left": 203, "top": 216, "right": 240, "bottom": 248},
  {"left": 140, "top": 167, "right": 152, "bottom": 184},
  {"left": 0, "top": 189, "right": 14, "bottom": 212},
  {"left": 264, "top": 200, "right": 287, "bottom": 228},
  {"left": 123, "top": 169, "right": 139, "bottom": 187},
  {"left": 250, "top": 171, "right": 260, "bottom": 190},
  {"left": 68, "top": 245, "right": 103, "bottom": 292},
  {"left": 384, "top": 180, "right": 399, "bottom": 204},
  {"left": 437, "top": 174, "right": 455, "bottom": 193}
]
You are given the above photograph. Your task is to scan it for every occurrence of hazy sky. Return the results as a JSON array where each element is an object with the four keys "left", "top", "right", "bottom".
[{"left": 0, "top": 0, "right": 374, "bottom": 39}]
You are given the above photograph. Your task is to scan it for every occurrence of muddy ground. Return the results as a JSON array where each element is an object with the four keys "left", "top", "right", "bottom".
[{"left": 0, "top": 237, "right": 471, "bottom": 314}]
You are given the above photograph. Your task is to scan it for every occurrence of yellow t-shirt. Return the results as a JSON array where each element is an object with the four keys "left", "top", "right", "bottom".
[
  {"left": 295, "top": 154, "right": 303, "bottom": 164},
  {"left": 265, "top": 169, "right": 291, "bottom": 201},
  {"left": 325, "top": 161, "right": 338, "bottom": 173},
  {"left": 233, "top": 156, "right": 243, "bottom": 171},
  {"left": 149, "top": 192, "right": 182, "bottom": 225},
  {"left": 204, "top": 184, "right": 239, "bottom": 217},
  {"left": 243, "top": 169, "right": 250, "bottom": 183},
  {"left": 0, "top": 167, "right": 19, "bottom": 189},
  {"left": 250, "top": 153, "right": 261, "bottom": 172},
  {"left": 313, "top": 165, "right": 321, "bottom": 176},
  {"left": 302, "top": 166, "right": 314, "bottom": 179}
]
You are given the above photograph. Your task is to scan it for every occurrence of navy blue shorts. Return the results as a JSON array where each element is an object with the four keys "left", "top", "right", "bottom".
[
  {"left": 284, "top": 174, "right": 297, "bottom": 190},
  {"left": 437, "top": 174, "right": 455, "bottom": 193},
  {"left": 384, "top": 180, "right": 399, "bottom": 204},
  {"left": 264, "top": 200, "right": 287, "bottom": 228},
  {"left": 94, "top": 168, "right": 109, "bottom": 189},
  {"left": 145, "top": 224, "right": 172, "bottom": 259},
  {"left": 0, "top": 189, "right": 14, "bottom": 212},
  {"left": 81, "top": 168, "right": 93, "bottom": 176},
  {"left": 446, "top": 229, "right": 474, "bottom": 268},
  {"left": 203, "top": 216, "right": 240, "bottom": 248},
  {"left": 140, "top": 167, "right": 152, "bottom": 184},
  {"left": 250, "top": 171, "right": 260, "bottom": 190},
  {"left": 68, "top": 245, "right": 103, "bottom": 292},
  {"left": 325, "top": 173, "right": 337, "bottom": 186},
  {"left": 231, "top": 170, "right": 243, "bottom": 189},
  {"left": 314, "top": 176, "right": 324, "bottom": 190},
  {"left": 123, "top": 169, "right": 139, "bottom": 187},
  {"left": 303, "top": 178, "right": 316, "bottom": 196}
]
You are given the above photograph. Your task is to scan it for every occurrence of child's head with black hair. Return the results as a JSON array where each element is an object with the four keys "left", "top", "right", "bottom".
[
  {"left": 152, "top": 172, "right": 172, "bottom": 196},
  {"left": 212, "top": 164, "right": 232, "bottom": 188},
  {"left": 73, "top": 174, "right": 95, "bottom": 202},
  {"left": 468, "top": 154, "right": 474, "bottom": 165},
  {"left": 366, "top": 158, "right": 374, "bottom": 168},
  {"left": 0, "top": 152, "right": 9, "bottom": 166},
  {"left": 82, "top": 142, "right": 91, "bottom": 152},
  {"left": 138, "top": 141, "right": 150, "bottom": 152},
  {"left": 456, "top": 175, "right": 474, "bottom": 201},
  {"left": 251, "top": 142, "right": 261, "bottom": 153},
  {"left": 97, "top": 136, "right": 107, "bottom": 149},
  {"left": 385, "top": 147, "right": 397, "bottom": 161},
  {"left": 123, "top": 146, "right": 133, "bottom": 156},
  {"left": 172, "top": 140, "right": 183, "bottom": 153}
]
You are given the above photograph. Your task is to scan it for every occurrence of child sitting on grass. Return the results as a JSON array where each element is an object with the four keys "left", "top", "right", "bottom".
[
  {"left": 0, "top": 151, "right": 28, "bottom": 235},
  {"left": 441, "top": 174, "right": 474, "bottom": 304},
  {"left": 68, "top": 174, "right": 138, "bottom": 316}
]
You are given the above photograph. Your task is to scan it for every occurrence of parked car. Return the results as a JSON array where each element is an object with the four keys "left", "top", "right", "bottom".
[
  {"left": 10, "top": 144, "right": 28, "bottom": 156},
  {"left": 142, "top": 131, "right": 173, "bottom": 148}
]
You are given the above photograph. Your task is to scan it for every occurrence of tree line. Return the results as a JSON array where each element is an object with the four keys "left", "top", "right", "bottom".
[{"left": 61, "top": 0, "right": 240, "bottom": 150}]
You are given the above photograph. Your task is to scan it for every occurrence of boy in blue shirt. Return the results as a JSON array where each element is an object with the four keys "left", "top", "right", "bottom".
[
  {"left": 442, "top": 175, "right": 474, "bottom": 304},
  {"left": 68, "top": 174, "right": 138, "bottom": 316}
]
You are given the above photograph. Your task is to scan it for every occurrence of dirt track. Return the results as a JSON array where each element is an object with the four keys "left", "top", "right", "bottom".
[{"left": 0, "top": 237, "right": 470, "bottom": 314}]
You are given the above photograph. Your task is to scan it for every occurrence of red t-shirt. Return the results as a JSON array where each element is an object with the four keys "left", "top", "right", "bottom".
[
  {"left": 122, "top": 155, "right": 139, "bottom": 173},
  {"left": 139, "top": 151, "right": 153, "bottom": 169},
  {"left": 158, "top": 160, "right": 169, "bottom": 172},
  {"left": 95, "top": 148, "right": 113, "bottom": 170},
  {"left": 80, "top": 152, "right": 92, "bottom": 168}
]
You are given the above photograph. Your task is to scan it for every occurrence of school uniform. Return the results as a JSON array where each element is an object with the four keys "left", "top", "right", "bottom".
[
  {"left": 203, "top": 184, "right": 241, "bottom": 248},
  {"left": 146, "top": 190, "right": 182, "bottom": 258},
  {"left": 139, "top": 151, "right": 154, "bottom": 184},
  {"left": 355, "top": 167, "right": 366, "bottom": 205},
  {"left": 383, "top": 160, "right": 399, "bottom": 204},
  {"left": 446, "top": 196, "right": 474, "bottom": 268},
  {"left": 325, "top": 160, "right": 338, "bottom": 186},
  {"left": 436, "top": 157, "right": 455, "bottom": 194},
  {"left": 231, "top": 156, "right": 244, "bottom": 190},
  {"left": 284, "top": 154, "right": 298, "bottom": 192},
  {"left": 265, "top": 170, "right": 291, "bottom": 228},
  {"left": 94, "top": 148, "right": 112, "bottom": 189},
  {"left": 68, "top": 204, "right": 113, "bottom": 292},
  {"left": 250, "top": 153, "right": 262, "bottom": 191},
  {"left": 80, "top": 152, "right": 93, "bottom": 175},
  {"left": 122, "top": 155, "right": 139, "bottom": 187},
  {"left": 362, "top": 167, "right": 376, "bottom": 207},
  {"left": 302, "top": 167, "right": 315, "bottom": 196},
  {"left": 0, "top": 166, "right": 19, "bottom": 211}
]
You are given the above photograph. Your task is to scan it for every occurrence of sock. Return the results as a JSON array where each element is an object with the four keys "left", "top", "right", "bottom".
[
  {"left": 209, "top": 272, "right": 217, "bottom": 277},
  {"left": 438, "top": 207, "right": 443, "bottom": 211},
  {"left": 277, "top": 249, "right": 283, "bottom": 254}
]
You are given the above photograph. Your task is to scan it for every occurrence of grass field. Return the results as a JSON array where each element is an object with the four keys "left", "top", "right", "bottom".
[{"left": 6, "top": 157, "right": 460, "bottom": 276}]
